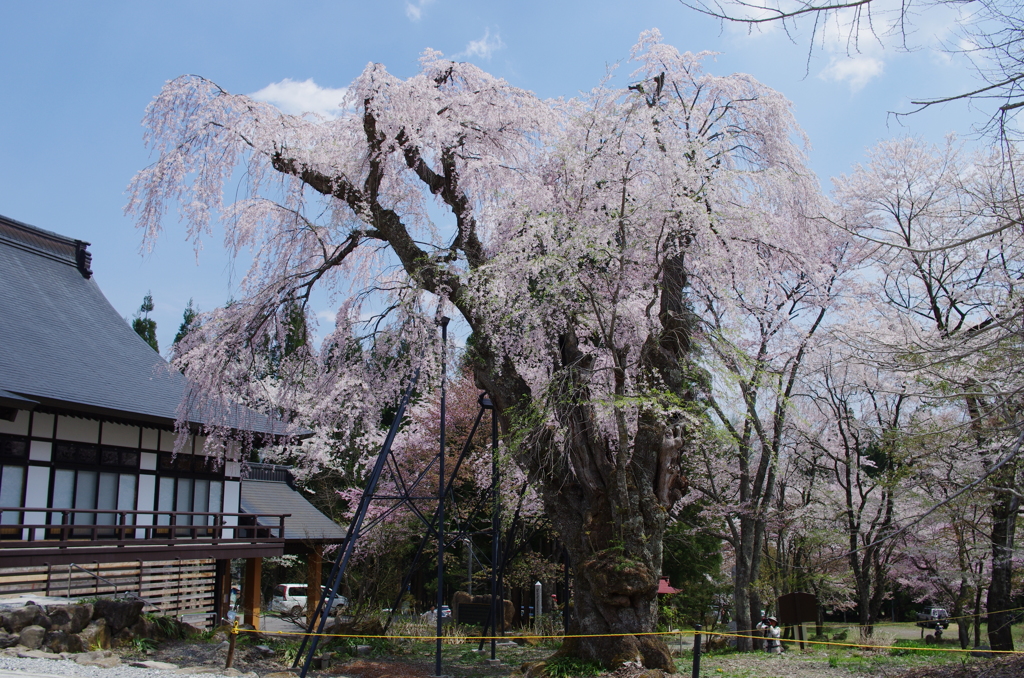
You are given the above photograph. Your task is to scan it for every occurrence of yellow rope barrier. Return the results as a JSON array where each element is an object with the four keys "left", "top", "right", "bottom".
[{"left": 231, "top": 625, "right": 1023, "bottom": 655}]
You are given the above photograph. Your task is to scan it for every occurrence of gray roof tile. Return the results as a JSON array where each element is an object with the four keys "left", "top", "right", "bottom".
[
  {"left": 0, "top": 213, "right": 284, "bottom": 434},
  {"left": 240, "top": 479, "right": 348, "bottom": 543}
]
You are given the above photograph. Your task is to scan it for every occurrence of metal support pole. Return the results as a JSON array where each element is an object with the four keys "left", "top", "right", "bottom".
[
  {"left": 489, "top": 398, "right": 499, "bottom": 661},
  {"left": 562, "top": 547, "right": 570, "bottom": 633},
  {"left": 692, "top": 624, "right": 702, "bottom": 678},
  {"left": 434, "top": 316, "right": 449, "bottom": 678},
  {"left": 296, "top": 370, "right": 421, "bottom": 677}
]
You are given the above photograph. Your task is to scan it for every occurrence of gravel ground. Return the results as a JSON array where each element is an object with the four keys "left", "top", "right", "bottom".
[{"left": 0, "top": 655, "right": 255, "bottom": 678}]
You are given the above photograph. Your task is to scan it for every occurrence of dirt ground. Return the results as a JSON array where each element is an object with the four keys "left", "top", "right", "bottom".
[{"left": 118, "top": 618, "right": 1023, "bottom": 678}]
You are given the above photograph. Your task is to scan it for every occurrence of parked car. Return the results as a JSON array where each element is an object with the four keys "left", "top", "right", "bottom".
[
  {"left": 271, "top": 584, "right": 348, "bottom": 616},
  {"left": 419, "top": 605, "right": 453, "bottom": 622},
  {"left": 916, "top": 607, "right": 950, "bottom": 630}
]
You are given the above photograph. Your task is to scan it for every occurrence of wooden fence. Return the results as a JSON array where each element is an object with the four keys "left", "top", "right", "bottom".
[{"left": 0, "top": 559, "right": 217, "bottom": 627}]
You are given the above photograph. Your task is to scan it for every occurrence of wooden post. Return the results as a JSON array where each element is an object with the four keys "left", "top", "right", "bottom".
[
  {"left": 225, "top": 619, "right": 238, "bottom": 669},
  {"left": 306, "top": 545, "right": 323, "bottom": 627},
  {"left": 243, "top": 557, "right": 262, "bottom": 630}
]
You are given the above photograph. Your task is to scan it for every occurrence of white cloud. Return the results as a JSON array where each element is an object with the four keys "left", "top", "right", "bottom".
[
  {"left": 819, "top": 55, "right": 885, "bottom": 92},
  {"left": 248, "top": 78, "right": 347, "bottom": 119},
  {"left": 453, "top": 28, "right": 505, "bottom": 61},
  {"left": 405, "top": 0, "right": 434, "bottom": 21}
]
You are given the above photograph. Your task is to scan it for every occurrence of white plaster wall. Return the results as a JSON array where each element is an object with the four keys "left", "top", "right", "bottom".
[
  {"left": 101, "top": 422, "right": 139, "bottom": 448},
  {"left": 159, "top": 431, "right": 184, "bottom": 453},
  {"left": 28, "top": 441, "right": 51, "bottom": 462},
  {"left": 0, "top": 410, "right": 30, "bottom": 436},
  {"left": 141, "top": 428, "right": 159, "bottom": 450},
  {"left": 224, "top": 461, "right": 240, "bottom": 479},
  {"left": 140, "top": 452, "right": 157, "bottom": 471},
  {"left": 55, "top": 416, "right": 99, "bottom": 443},
  {"left": 30, "top": 413, "right": 54, "bottom": 438}
]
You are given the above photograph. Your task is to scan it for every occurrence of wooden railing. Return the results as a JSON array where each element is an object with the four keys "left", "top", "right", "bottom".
[{"left": 0, "top": 507, "right": 289, "bottom": 549}]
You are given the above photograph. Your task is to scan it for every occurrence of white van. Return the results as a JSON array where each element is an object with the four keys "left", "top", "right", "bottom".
[{"left": 271, "top": 584, "right": 348, "bottom": 616}]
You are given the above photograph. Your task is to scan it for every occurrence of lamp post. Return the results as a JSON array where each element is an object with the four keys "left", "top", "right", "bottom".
[
  {"left": 434, "top": 316, "right": 449, "bottom": 678},
  {"left": 479, "top": 393, "right": 500, "bottom": 663}
]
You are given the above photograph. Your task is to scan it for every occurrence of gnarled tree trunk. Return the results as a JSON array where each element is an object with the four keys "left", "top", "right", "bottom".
[{"left": 472, "top": 259, "right": 695, "bottom": 670}]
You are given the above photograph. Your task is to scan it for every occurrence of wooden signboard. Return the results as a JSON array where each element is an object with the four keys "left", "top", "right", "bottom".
[
  {"left": 777, "top": 592, "right": 818, "bottom": 649},
  {"left": 456, "top": 602, "right": 493, "bottom": 626}
]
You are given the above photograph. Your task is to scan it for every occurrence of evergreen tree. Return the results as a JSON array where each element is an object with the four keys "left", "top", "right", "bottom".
[
  {"left": 173, "top": 298, "right": 199, "bottom": 348},
  {"left": 131, "top": 293, "right": 159, "bottom": 353}
]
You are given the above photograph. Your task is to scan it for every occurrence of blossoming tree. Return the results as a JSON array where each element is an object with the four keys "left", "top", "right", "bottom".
[{"left": 128, "top": 32, "right": 820, "bottom": 667}]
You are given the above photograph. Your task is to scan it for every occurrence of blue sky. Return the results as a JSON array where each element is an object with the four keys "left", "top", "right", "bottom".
[{"left": 0, "top": 0, "right": 984, "bottom": 353}]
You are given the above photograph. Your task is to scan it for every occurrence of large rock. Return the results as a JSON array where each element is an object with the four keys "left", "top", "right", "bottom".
[
  {"left": 78, "top": 618, "right": 110, "bottom": 650},
  {"left": 113, "top": 627, "right": 136, "bottom": 647},
  {"left": 0, "top": 631, "right": 17, "bottom": 649},
  {"left": 171, "top": 668, "right": 221, "bottom": 674},
  {"left": 16, "top": 649, "right": 62, "bottom": 659},
  {"left": 92, "top": 598, "right": 144, "bottom": 633},
  {"left": 131, "top": 660, "right": 179, "bottom": 669},
  {"left": 6, "top": 605, "right": 51, "bottom": 633},
  {"left": 47, "top": 604, "right": 93, "bottom": 634},
  {"left": 18, "top": 624, "right": 46, "bottom": 650},
  {"left": 75, "top": 649, "right": 120, "bottom": 668},
  {"left": 45, "top": 629, "right": 83, "bottom": 653},
  {"left": 130, "top": 616, "right": 155, "bottom": 639}
]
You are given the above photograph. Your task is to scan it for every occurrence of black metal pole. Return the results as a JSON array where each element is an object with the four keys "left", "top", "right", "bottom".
[
  {"left": 435, "top": 316, "right": 449, "bottom": 678},
  {"left": 562, "top": 546, "right": 570, "bottom": 633},
  {"left": 692, "top": 624, "right": 702, "bottom": 678},
  {"left": 489, "top": 397, "right": 499, "bottom": 661}
]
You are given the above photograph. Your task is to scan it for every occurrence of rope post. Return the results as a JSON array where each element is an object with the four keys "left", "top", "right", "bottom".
[
  {"left": 691, "top": 624, "right": 702, "bottom": 678},
  {"left": 225, "top": 618, "right": 239, "bottom": 669}
]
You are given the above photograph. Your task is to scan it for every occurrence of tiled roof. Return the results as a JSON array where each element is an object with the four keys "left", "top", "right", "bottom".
[
  {"left": 240, "top": 479, "right": 348, "bottom": 543},
  {"left": 0, "top": 213, "right": 285, "bottom": 434}
]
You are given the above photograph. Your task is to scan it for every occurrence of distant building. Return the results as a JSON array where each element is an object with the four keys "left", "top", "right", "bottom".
[{"left": 0, "top": 214, "right": 344, "bottom": 627}]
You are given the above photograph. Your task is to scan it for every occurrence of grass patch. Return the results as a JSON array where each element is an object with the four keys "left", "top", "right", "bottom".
[
  {"left": 544, "top": 657, "right": 603, "bottom": 678},
  {"left": 890, "top": 638, "right": 963, "bottom": 658}
]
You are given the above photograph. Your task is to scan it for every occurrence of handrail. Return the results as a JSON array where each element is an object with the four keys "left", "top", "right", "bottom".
[
  {"left": 67, "top": 563, "right": 151, "bottom": 605},
  {"left": 1, "top": 508, "right": 278, "bottom": 517},
  {"left": 0, "top": 507, "right": 290, "bottom": 549}
]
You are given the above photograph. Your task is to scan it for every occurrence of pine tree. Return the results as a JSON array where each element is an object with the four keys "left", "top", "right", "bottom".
[
  {"left": 173, "top": 298, "right": 198, "bottom": 348},
  {"left": 131, "top": 293, "right": 159, "bottom": 353}
]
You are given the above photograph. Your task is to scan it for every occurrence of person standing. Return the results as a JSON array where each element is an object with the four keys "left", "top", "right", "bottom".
[{"left": 762, "top": 617, "right": 781, "bottom": 654}]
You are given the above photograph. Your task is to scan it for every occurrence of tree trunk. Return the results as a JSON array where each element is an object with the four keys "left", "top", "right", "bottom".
[
  {"left": 565, "top": 562, "right": 670, "bottom": 668},
  {"left": 974, "top": 576, "right": 983, "bottom": 648},
  {"left": 472, "top": 345, "right": 688, "bottom": 669},
  {"left": 529, "top": 413, "right": 678, "bottom": 670},
  {"left": 987, "top": 475, "right": 1019, "bottom": 652},
  {"left": 731, "top": 515, "right": 763, "bottom": 652},
  {"left": 733, "top": 572, "right": 754, "bottom": 653},
  {"left": 954, "top": 578, "right": 971, "bottom": 649},
  {"left": 468, "top": 256, "right": 695, "bottom": 670}
]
